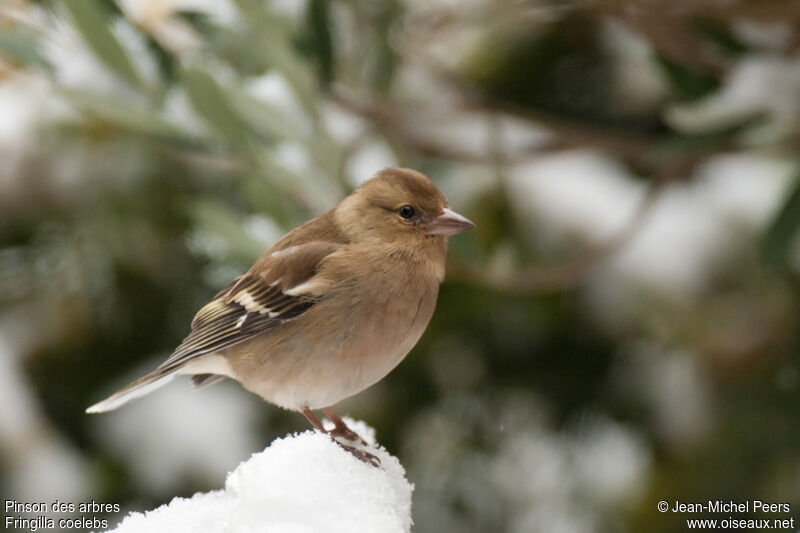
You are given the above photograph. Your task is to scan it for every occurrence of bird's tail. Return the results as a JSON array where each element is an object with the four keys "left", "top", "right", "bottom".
[{"left": 85, "top": 368, "right": 178, "bottom": 414}]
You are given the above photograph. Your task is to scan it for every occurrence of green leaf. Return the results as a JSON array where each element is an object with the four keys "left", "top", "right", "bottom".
[
  {"left": 649, "top": 113, "right": 767, "bottom": 165},
  {"left": 188, "top": 199, "right": 265, "bottom": 262},
  {"left": 62, "top": 89, "right": 193, "bottom": 141},
  {"left": 232, "top": 0, "right": 317, "bottom": 114},
  {"left": 762, "top": 173, "right": 800, "bottom": 267},
  {"left": 241, "top": 173, "right": 300, "bottom": 227},
  {"left": 254, "top": 150, "right": 336, "bottom": 216},
  {"left": 306, "top": 0, "right": 335, "bottom": 86},
  {"left": 0, "top": 27, "right": 50, "bottom": 68},
  {"left": 656, "top": 55, "right": 720, "bottom": 101},
  {"left": 365, "top": 8, "right": 398, "bottom": 92},
  {"left": 180, "top": 67, "right": 250, "bottom": 145},
  {"left": 62, "top": 0, "right": 142, "bottom": 88},
  {"left": 225, "top": 86, "right": 308, "bottom": 141},
  {"left": 692, "top": 17, "right": 748, "bottom": 57}
]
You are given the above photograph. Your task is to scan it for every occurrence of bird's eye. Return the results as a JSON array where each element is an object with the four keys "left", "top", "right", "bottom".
[{"left": 399, "top": 205, "right": 416, "bottom": 219}]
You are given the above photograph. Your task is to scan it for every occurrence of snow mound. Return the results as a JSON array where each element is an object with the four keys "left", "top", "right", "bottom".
[{"left": 107, "top": 421, "right": 413, "bottom": 533}]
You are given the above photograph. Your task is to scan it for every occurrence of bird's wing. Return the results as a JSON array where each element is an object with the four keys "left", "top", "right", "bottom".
[{"left": 156, "top": 240, "right": 342, "bottom": 372}]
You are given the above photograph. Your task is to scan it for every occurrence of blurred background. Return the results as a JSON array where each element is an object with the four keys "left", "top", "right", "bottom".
[{"left": 2, "top": 0, "right": 800, "bottom": 531}]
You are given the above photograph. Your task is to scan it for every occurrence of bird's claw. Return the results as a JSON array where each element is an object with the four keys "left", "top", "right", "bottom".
[
  {"left": 343, "top": 444, "right": 381, "bottom": 467},
  {"left": 330, "top": 437, "right": 381, "bottom": 467},
  {"left": 329, "top": 424, "right": 368, "bottom": 445}
]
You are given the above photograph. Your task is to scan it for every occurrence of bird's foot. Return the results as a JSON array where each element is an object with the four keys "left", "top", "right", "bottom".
[
  {"left": 328, "top": 423, "right": 368, "bottom": 446},
  {"left": 331, "top": 438, "right": 381, "bottom": 467},
  {"left": 303, "top": 407, "right": 378, "bottom": 465}
]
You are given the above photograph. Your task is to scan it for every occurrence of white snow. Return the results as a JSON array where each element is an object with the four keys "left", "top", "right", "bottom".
[
  {"left": 695, "top": 153, "right": 796, "bottom": 230},
  {"left": 248, "top": 73, "right": 303, "bottom": 113},
  {"left": 163, "top": 88, "right": 212, "bottom": 137},
  {"left": 106, "top": 421, "right": 413, "bottom": 533},
  {"left": 508, "top": 149, "right": 795, "bottom": 303},
  {"left": 46, "top": 14, "right": 157, "bottom": 98},
  {"left": 321, "top": 100, "right": 368, "bottom": 145},
  {"left": 666, "top": 56, "right": 800, "bottom": 142},
  {"left": 243, "top": 214, "right": 285, "bottom": 248},
  {"left": 611, "top": 345, "right": 713, "bottom": 450},
  {"left": 603, "top": 19, "right": 668, "bottom": 112},
  {"left": 506, "top": 150, "right": 645, "bottom": 244},
  {"left": 345, "top": 140, "right": 398, "bottom": 187},
  {"left": 270, "top": 141, "right": 342, "bottom": 212}
]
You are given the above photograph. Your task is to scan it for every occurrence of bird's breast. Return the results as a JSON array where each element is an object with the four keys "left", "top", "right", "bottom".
[
  {"left": 352, "top": 281, "right": 438, "bottom": 380},
  {"left": 228, "top": 248, "right": 442, "bottom": 410}
]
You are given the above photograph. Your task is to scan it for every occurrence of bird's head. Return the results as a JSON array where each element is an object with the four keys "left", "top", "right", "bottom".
[{"left": 337, "top": 168, "right": 475, "bottom": 244}]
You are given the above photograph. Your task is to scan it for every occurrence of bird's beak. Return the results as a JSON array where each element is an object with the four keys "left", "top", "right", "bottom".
[{"left": 425, "top": 208, "right": 476, "bottom": 236}]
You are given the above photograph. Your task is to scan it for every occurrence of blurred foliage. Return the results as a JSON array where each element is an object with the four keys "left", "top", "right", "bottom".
[{"left": 2, "top": 1, "right": 800, "bottom": 532}]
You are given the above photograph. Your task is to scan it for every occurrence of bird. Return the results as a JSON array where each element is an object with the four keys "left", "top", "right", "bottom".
[{"left": 86, "top": 167, "right": 474, "bottom": 463}]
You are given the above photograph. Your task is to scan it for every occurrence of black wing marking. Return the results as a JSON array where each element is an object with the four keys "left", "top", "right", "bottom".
[
  {"left": 157, "top": 275, "right": 318, "bottom": 373},
  {"left": 156, "top": 240, "right": 342, "bottom": 373}
]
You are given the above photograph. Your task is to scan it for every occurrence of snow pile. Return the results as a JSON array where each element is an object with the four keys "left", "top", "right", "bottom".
[{"left": 107, "top": 421, "right": 413, "bottom": 533}]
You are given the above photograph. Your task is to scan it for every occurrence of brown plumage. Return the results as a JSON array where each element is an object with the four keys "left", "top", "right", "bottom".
[{"left": 86, "top": 168, "right": 474, "bottom": 461}]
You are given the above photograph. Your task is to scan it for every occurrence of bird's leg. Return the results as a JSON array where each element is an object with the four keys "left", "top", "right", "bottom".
[
  {"left": 301, "top": 406, "right": 379, "bottom": 467},
  {"left": 302, "top": 406, "right": 327, "bottom": 432},
  {"left": 322, "top": 407, "right": 368, "bottom": 445}
]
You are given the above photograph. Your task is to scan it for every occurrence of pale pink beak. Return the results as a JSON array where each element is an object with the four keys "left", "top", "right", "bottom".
[{"left": 425, "top": 208, "right": 475, "bottom": 236}]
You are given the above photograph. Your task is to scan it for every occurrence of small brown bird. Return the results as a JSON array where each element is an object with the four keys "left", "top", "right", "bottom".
[{"left": 87, "top": 168, "right": 474, "bottom": 462}]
